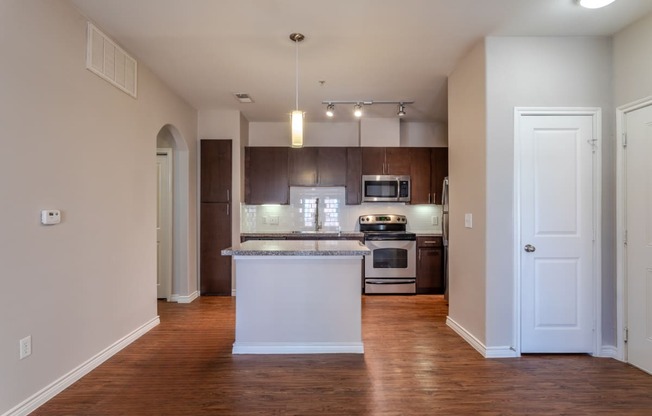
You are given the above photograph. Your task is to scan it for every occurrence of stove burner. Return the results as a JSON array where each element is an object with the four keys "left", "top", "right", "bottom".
[{"left": 359, "top": 214, "right": 413, "bottom": 240}]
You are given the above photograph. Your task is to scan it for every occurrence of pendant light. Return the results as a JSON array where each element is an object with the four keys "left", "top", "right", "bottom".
[
  {"left": 290, "top": 33, "right": 305, "bottom": 148},
  {"left": 577, "top": 0, "right": 616, "bottom": 8}
]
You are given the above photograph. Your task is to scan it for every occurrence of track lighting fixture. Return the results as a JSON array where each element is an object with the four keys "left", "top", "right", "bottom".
[
  {"left": 353, "top": 104, "right": 363, "bottom": 118},
  {"left": 322, "top": 100, "right": 414, "bottom": 119}
]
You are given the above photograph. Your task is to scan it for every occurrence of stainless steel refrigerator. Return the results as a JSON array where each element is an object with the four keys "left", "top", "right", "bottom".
[{"left": 442, "top": 177, "right": 449, "bottom": 302}]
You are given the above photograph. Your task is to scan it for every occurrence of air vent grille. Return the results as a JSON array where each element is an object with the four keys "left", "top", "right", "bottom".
[{"left": 86, "top": 23, "right": 137, "bottom": 98}]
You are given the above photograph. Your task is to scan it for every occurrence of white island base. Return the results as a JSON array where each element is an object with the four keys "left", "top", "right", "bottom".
[{"left": 231, "top": 255, "right": 364, "bottom": 354}]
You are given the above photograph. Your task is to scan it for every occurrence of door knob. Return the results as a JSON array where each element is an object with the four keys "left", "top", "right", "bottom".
[{"left": 524, "top": 244, "right": 536, "bottom": 253}]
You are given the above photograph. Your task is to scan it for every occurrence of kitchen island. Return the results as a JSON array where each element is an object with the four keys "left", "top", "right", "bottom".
[{"left": 222, "top": 240, "right": 370, "bottom": 354}]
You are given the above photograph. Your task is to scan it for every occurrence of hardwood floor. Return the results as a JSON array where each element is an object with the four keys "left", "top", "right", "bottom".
[{"left": 34, "top": 296, "right": 652, "bottom": 415}]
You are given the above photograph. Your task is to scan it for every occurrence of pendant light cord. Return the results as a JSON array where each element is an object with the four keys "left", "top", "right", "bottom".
[{"left": 295, "top": 38, "right": 299, "bottom": 111}]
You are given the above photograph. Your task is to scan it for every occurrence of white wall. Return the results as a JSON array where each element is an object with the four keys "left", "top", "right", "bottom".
[
  {"left": 447, "top": 40, "right": 488, "bottom": 346},
  {"left": 248, "top": 120, "right": 448, "bottom": 147},
  {"left": 360, "top": 118, "right": 400, "bottom": 146},
  {"left": 249, "top": 122, "right": 359, "bottom": 146},
  {"left": 614, "top": 13, "right": 652, "bottom": 107},
  {"left": 0, "top": 1, "right": 198, "bottom": 414},
  {"left": 484, "top": 36, "right": 614, "bottom": 348},
  {"left": 400, "top": 122, "right": 448, "bottom": 147}
]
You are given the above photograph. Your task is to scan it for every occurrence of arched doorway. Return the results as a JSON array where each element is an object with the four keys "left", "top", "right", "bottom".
[{"left": 156, "top": 124, "right": 191, "bottom": 302}]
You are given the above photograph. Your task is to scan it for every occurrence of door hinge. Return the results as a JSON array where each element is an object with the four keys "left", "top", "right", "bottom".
[
  {"left": 623, "top": 132, "right": 627, "bottom": 148},
  {"left": 624, "top": 327, "right": 629, "bottom": 343}
]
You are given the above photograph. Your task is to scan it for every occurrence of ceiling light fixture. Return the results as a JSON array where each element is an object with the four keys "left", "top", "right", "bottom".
[
  {"left": 353, "top": 103, "right": 363, "bottom": 118},
  {"left": 577, "top": 0, "right": 616, "bottom": 9},
  {"left": 326, "top": 103, "right": 335, "bottom": 117},
  {"left": 290, "top": 33, "right": 305, "bottom": 148},
  {"left": 322, "top": 100, "right": 414, "bottom": 119}
]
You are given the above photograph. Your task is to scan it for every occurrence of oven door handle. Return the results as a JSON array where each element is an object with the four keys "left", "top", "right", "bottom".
[{"left": 365, "top": 279, "right": 416, "bottom": 285}]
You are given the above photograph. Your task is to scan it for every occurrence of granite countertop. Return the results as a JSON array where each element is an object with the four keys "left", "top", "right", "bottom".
[
  {"left": 241, "top": 231, "right": 364, "bottom": 238},
  {"left": 222, "top": 240, "right": 371, "bottom": 256}
]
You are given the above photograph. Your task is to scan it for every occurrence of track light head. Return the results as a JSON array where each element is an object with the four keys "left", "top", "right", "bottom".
[
  {"left": 397, "top": 103, "right": 406, "bottom": 117},
  {"left": 353, "top": 103, "right": 363, "bottom": 118},
  {"left": 326, "top": 103, "right": 335, "bottom": 117}
]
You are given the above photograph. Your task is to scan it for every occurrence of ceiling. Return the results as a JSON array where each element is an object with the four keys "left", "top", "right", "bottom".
[{"left": 69, "top": 0, "right": 652, "bottom": 123}]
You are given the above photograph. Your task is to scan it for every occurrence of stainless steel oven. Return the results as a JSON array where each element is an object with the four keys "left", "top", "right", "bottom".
[{"left": 360, "top": 215, "right": 416, "bottom": 294}]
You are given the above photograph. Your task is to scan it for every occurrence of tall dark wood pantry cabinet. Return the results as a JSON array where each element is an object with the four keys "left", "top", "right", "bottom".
[{"left": 200, "top": 140, "right": 232, "bottom": 295}]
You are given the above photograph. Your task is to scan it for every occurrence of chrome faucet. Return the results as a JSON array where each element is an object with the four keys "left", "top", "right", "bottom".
[{"left": 314, "top": 197, "right": 321, "bottom": 231}]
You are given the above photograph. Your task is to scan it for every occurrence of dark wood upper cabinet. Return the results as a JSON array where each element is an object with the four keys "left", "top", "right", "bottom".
[
  {"left": 346, "top": 147, "right": 362, "bottom": 205},
  {"left": 201, "top": 140, "right": 232, "bottom": 203},
  {"left": 430, "top": 147, "right": 449, "bottom": 205},
  {"left": 317, "top": 147, "right": 347, "bottom": 186},
  {"left": 361, "top": 147, "right": 386, "bottom": 175},
  {"left": 245, "top": 147, "right": 289, "bottom": 205},
  {"left": 361, "top": 147, "right": 411, "bottom": 175},
  {"left": 384, "top": 148, "right": 411, "bottom": 175},
  {"left": 288, "top": 147, "right": 347, "bottom": 187},
  {"left": 409, "top": 148, "right": 431, "bottom": 204},
  {"left": 244, "top": 145, "right": 447, "bottom": 206},
  {"left": 289, "top": 147, "right": 318, "bottom": 186}
]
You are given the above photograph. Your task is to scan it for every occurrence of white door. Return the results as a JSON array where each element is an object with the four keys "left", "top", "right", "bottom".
[
  {"left": 624, "top": 105, "right": 652, "bottom": 374},
  {"left": 157, "top": 150, "right": 173, "bottom": 300},
  {"left": 519, "top": 113, "right": 596, "bottom": 353}
]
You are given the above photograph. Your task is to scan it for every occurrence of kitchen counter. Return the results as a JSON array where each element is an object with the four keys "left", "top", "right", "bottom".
[
  {"left": 222, "top": 239, "right": 367, "bottom": 355},
  {"left": 240, "top": 231, "right": 364, "bottom": 240},
  {"left": 223, "top": 240, "right": 369, "bottom": 256}
]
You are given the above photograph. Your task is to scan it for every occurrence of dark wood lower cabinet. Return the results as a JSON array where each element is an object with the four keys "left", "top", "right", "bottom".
[
  {"left": 200, "top": 203, "right": 231, "bottom": 295},
  {"left": 416, "top": 236, "right": 444, "bottom": 294}
]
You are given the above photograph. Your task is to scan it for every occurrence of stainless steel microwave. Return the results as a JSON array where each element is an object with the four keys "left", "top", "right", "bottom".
[{"left": 362, "top": 175, "right": 410, "bottom": 202}]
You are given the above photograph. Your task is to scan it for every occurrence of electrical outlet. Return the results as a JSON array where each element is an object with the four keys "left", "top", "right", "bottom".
[
  {"left": 19, "top": 336, "right": 31, "bottom": 360},
  {"left": 262, "top": 216, "right": 268, "bottom": 224},
  {"left": 268, "top": 215, "right": 279, "bottom": 225},
  {"left": 431, "top": 216, "right": 439, "bottom": 225}
]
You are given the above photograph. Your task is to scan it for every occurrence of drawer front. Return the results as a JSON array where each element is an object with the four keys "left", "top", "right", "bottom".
[{"left": 417, "top": 236, "right": 442, "bottom": 247}]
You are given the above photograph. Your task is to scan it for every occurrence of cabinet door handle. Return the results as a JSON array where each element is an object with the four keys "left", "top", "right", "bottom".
[
  {"left": 423, "top": 241, "right": 438, "bottom": 245},
  {"left": 227, "top": 205, "right": 230, "bottom": 216},
  {"left": 226, "top": 190, "right": 230, "bottom": 202},
  {"left": 428, "top": 193, "right": 431, "bottom": 204}
]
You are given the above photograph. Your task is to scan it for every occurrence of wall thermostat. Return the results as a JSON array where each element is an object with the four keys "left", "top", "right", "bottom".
[{"left": 41, "top": 210, "right": 61, "bottom": 225}]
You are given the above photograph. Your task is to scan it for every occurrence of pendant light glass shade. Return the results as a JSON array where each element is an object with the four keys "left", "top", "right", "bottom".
[
  {"left": 577, "top": 0, "right": 616, "bottom": 8},
  {"left": 291, "top": 110, "right": 304, "bottom": 148}
]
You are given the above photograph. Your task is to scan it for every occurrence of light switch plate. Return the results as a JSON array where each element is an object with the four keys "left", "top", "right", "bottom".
[
  {"left": 464, "top": 213, "right": 473, "bottom": 228},
  {"left": 431, "top": 216, "right": 439, "bottom": 225},
  {"left": 268, "top": 215, "right": 279, "bottom": 225}
]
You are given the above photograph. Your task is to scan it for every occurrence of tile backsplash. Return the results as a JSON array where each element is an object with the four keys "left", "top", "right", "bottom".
[{"left": 241, "top": 187, "right": 442, "bottom": 234}]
